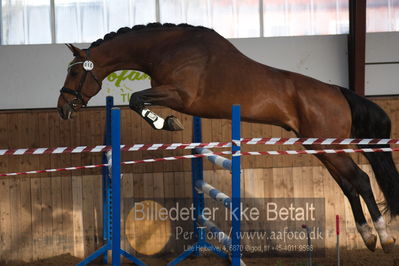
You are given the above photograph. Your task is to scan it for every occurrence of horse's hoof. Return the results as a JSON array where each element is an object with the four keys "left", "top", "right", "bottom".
[
  {"left": 365, "top": 234, "right": 377, "bottom": 252},
  {"left": 164, "top": 116, "right": 184, "bottom": 131},
  {"left": 381, "top": 236, "right": 396, "bottom": 253}
]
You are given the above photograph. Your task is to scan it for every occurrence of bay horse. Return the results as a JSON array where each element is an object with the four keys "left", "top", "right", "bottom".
[{"left": 57, "top": 23, "right": 398, "bottom": 253}]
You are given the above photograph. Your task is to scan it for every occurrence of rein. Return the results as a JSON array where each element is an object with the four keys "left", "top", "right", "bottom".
[{"left": 60, "top": 48, "right": 102, "bottom": 111}]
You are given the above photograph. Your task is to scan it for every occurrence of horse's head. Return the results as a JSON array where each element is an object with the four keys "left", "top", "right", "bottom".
[{"left": 57, "top": 44, "right": 102, "bottom": 120}]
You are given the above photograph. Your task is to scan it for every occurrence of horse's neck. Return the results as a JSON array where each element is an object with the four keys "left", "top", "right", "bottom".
[{"left": 92, "top": 31, "right": 170, "bottom": 77}]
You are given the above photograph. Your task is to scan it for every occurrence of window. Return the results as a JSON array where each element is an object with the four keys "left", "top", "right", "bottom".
[
  {"left": 367, "top": 0, "right": 399, "bottom": 32},
  {"left": 1, "top": 0, "right": 52, "bottom": 44},
  {"left": 159, "top": 0, "right": 260, "bottom": 38},
  {"left": 54, "top": 0, "right": 156, "bottom": 43},
  {"left": 1, "top": 0, "right": 399, "bottom": 45},
  {"left": 262, "top": 0, "right": 350, "bottom": 36}
]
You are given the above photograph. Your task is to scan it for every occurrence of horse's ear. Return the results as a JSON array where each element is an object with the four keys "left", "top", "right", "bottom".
[{"left": 65, "top": 43, "right": 84, "bottom": 57}]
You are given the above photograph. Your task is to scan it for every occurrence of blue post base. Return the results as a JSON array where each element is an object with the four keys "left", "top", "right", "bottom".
[
  {"left": 77, "top": 244, "right": 109, "bottom": 266},
  {"left": 77, "top": 244, "right": 146, "bottom": 266}
]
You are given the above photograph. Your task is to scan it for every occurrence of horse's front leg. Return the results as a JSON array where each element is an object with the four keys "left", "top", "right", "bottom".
[{"left": 129, "top": 86, "right": 184, "bottom": 131}]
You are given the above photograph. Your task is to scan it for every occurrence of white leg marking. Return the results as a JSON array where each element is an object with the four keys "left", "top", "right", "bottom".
[
  {"left": 141, "top": 109, "right": 165, "bottom": 129},
  {"left": 356, "top": 222, "right": 373, "bottom": 242},
  {"left": 374, "top": 216, "right": 389, "bottom": 242}
]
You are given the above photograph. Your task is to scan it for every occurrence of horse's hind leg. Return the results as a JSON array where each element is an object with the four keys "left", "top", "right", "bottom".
[
  {"left": 319, "top": 156, "right": 377, "bottom": 251},
  {"left": 129, "top": 86, "right": 184, "bottom": 131},
  {"left": 318, "top": 153, "right": 396, "bottom": 253}
]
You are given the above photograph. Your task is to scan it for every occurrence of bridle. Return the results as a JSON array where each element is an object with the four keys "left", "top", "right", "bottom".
[{"left": 60, "top": 48, "right": 102, "bottom": 111}]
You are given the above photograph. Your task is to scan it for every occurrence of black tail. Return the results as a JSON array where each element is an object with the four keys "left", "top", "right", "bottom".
[{"left": 340, "top": 87, "right": 399, "bottom": 216}]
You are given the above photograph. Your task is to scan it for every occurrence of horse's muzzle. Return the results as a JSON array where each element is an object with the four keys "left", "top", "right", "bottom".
[{"left": 57, "top": 104, "right": 74, "bottom": 120}]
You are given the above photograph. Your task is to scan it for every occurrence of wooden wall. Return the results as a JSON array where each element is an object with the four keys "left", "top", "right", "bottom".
[{"left": 0, "top": 97, "right": 398, "bottom": 262}]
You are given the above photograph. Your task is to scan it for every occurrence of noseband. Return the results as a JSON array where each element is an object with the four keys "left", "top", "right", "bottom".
[{"left": 60, "top": 48, "right": 102, "bottom": 111}]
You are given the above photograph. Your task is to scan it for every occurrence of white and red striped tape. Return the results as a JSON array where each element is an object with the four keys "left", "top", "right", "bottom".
[
  {"left": 242, "top": 137, "right": 399, "bottom": 145},
  {"left": 0, "top": 152, "right": 230, "bottom": 177},
  {"left": 0, "top": 163, "right": 109, "bottom": 177},
  {"left": 0, "top": 138, "right": 398, "bottom": 156},
  {"left": 2, "top": 146, "right": 399, "bottom": 177},
  {"left": 238, "top": 147, "right": 399, "bottom": 156},
  {"left": 0, "top": 142, "right": 231, "bottom": 156}
]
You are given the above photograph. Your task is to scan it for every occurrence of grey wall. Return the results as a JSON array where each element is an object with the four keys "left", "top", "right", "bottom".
[
  {"left": 0, "top": 32, "right": 396, "bottom": 110},
  {"left": 365, "top": 32, "right": 399, "bottom": 96}
]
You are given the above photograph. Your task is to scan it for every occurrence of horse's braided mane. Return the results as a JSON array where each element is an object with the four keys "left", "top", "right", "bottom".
[{"left": 89, "top": 22, "right": 212, "bottom": 48}]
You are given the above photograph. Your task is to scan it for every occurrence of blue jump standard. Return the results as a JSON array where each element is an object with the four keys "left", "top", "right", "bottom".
[
  {"left": 168, "top": 105, "right": 243, "bottom": 266},
  {"left": 77, "top": 97, "right": 146, "bottom": 266}
]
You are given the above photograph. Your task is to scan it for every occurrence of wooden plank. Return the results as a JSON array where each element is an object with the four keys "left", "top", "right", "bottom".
[
  {"left": 0, "top": 113, "right": 8, "bottom": 174},
  {"left": 173, "top": 172, "right": 185, "bottom": 199},
  {"left": 8, "top": 113, "right": 22, "bottom": 261},
  {"left": 322, "top": 168, "right": 335, "bottom": 248},
  {"left": 142, "top": 172, "right": 154, "bottom": 199},
  {"left": 76, "top": 111, "right": 94, "bottom": 256},
  {"left": 243, "top": 168, "right": 263, "bottom": 247},
  {"left": 16, "top": 113, "right": 33, "bottom": 261},
  {"left": 262, "top": 168, "right": 274, "bottom": 198},
  {"left": 133, "top": 172, "right": 144, "bottom": 201},
  {"left": 19, "top": 177, "right": 33, "bottom": 262},
  {"left": 36, "top": 112, "right": 51, "bottom": 179},
  {"left": 81, "top": 175, "right": 95, "bottom": 256},
  {"left": 283, "top": 167, "right": 294, "bottom": 198},
  {"left": 69, "top": 109, "right": 83, "bottom": 178},
  {"left": 41, "top": 176, "right": 53, "bottom": 258},
  {"left": 312, "top": 166, "right": 325, "bottom": 198},
  {"left": 121, "top": 172, "right": 133, "bottom": 254},
  {"left": 152, "top": 172, "right": 165, "bottom": 255},
  {"left": 72, "top": 174, "right": 84, "bottom": 258},
  {"left": 51, "top": 176, "right": 63, "bottom": 256},
  {"left": 32, "top": 111, "right": 54, "bottom": 258},
  {"left": 50, "top": 110, "right": 69, "bottom": 258},
  {"left": 36, "top": 111, "right": 53, "bottom": 259},
  {"left": 292, "top": 166, "right": 304, "bottom": 198},
  {"left": 61, "top": 174, "right": 74, "bottom": 254},
  {"left": 0, "top": 113, "right": 11, "bottom": 261},
  {"left": 0, "top": 178, "right": 11, "bottom": 261},
  {"left": 91, "top": 174, "right": 102, "bottom": 251},
  {"left": 9, "top": 177, "right": 21, "bottom": 261},
  {"left": 30, "top": 177, "right": 45, "bottom": 260},
  {"left": 183, "top": 168, "right": 192, "bottom": 198},
  {"left": 88, "top": 109, "right": 103, "bottom": 251},
  {"left": 162, "top": 172, "right": 176, "bottom": 253},
  {"left": 78, "top": 110, "right": 92, "bottom": 173}
]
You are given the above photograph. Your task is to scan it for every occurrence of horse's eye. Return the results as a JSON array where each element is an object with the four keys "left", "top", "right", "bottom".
[{"left": 70, "top": 71, "right": 78, "bottom": 77}]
